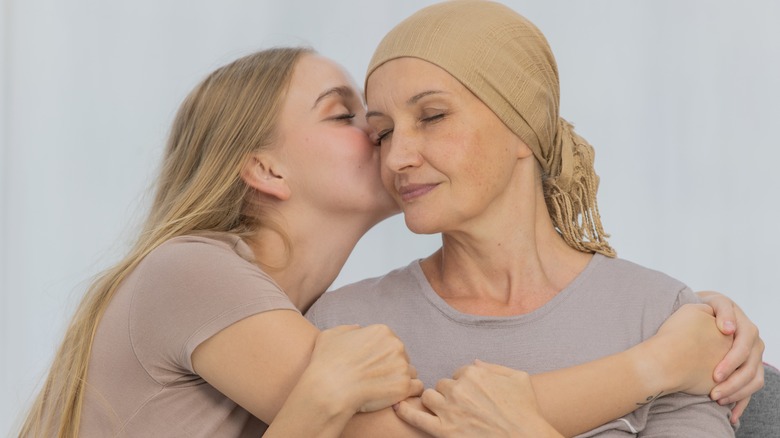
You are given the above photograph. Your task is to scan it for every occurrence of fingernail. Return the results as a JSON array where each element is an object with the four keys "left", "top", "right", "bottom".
[
  {"left": 714, "top": 372, "right": 724, "bottom": 382},
  {"left": 711, "top": 391, "right": 721, "bottom": 400},
  {"left": 723, "top": 321, "right": 735, "bottom": 332}
]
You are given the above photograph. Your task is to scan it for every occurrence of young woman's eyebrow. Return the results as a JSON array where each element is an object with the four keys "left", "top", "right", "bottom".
[
  {"left": 365, "top": 110, "right": 384, "bottom": 120},
  {"left": 312, "top": 85, "right": 354, "bottom": 109}
]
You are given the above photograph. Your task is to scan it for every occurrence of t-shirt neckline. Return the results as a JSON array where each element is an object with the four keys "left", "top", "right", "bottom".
[{"left": 409, "top": 253, "right": 606, "bottom": 326}]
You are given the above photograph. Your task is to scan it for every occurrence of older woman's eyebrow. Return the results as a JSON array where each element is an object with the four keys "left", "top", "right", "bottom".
[
  {"left": 312, "top": 86, "right": 354, "bottom": 109},
  {"left": 366, "top": 90, "right": 446, "bottom": 120},
  {"left": 408, "top": 90, "right": 444, "bottom": 105}
]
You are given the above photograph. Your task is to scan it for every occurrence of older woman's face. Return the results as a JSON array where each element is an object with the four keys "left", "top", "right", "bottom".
[{"left": 366, "top": 57, "right": 532, "bottom": 234}]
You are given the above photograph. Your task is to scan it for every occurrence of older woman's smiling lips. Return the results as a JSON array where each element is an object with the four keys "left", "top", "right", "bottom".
[{"left": 397, "top": 183, "right": 439, "bottom": 203}]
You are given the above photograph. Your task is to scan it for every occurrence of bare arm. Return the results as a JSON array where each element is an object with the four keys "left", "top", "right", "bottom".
[
  {"left": 339, "top": 294, "right": 762, "bottom": 437},
  {"left": 192, "top": 301, "right": 756, "bottom": 437},
  {"left": 532, "top": 305, "right": 732, "bottom": 436},
  {"left": 192, "top": 310, "right": 422, "bottom": 438},
  {"left": 389, "top": 304, "right": 733, "bottom": 438}
]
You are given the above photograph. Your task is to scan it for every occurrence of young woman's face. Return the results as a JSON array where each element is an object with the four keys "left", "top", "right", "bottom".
[
  {"left": 275, "top": 54, "right": 398, "bottom": 222},
  {"left": 366, "top": 57, "right": 529, "bottom": 234}
]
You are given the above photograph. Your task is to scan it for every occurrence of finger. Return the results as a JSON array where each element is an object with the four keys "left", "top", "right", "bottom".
[
  {"left": 713, "top": 302, "right": 737, "bottom": 335},
  {"left": 711, "top": 367, "right": 749, "bottom": 401},
  {"left": 420, "top": 387, "right": 447, "bottom": 412},
  {"left": 730, "top": 397, "right": 750, "bottom": 425},
  {"left": 408, "top": 364, "right": 418, "bottom": 379},
  {"left": 712, "top": 341, "right": 752, "bottom": 383},
  {"left": 711, "top": 362, "right": 757, "bottom": 400},
  {"left": 715, "top": 324, "right": 759, "bottom": 384},
  {"left": 714, "top": 365, "right": 764, "bottom": 404},
  {"left": 408, "top": 378, "right": 425, "bottom": 397},
  {"left": 434, "top": 378, "right": 455, "bottom": 396},
  {"left": 697, "top": 292, "right": 737, "bottom": 335},
  {"left": 689, "top": 302, "right": 716, "bottom": 316},
  {"left": 394, "top": 400, "right": 442, "bottom": 436},
  {"left": 451, "top": 364, "right": 473, "bottom": 380}
]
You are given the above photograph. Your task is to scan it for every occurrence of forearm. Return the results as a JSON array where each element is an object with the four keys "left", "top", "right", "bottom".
[
  {"left": 531, "top": 340, "right": 665, "bottom": 437},
  {"left": 341, "top": 407, "right": 432, "bottom": 438},
  {"left": 264, "top": 369, "right": 355, "bottom": 438}
]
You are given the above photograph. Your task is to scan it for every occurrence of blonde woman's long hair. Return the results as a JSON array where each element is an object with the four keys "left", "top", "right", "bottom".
[{"left": 19, "top": 46, "right": 312, "bottom": 438}]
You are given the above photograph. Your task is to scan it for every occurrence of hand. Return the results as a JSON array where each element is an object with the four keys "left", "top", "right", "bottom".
[
  {"left": 394, "top": 360, "right": 562, "bottom": 438},
  {"left": 697, "top": 291, "right": 765, "bottom": 423},
  {"left": 651, "top": 304, "right": 733, "bottom": 395},
  {"left": 305, "top": 324, "right": 423, "bottom": 414}
]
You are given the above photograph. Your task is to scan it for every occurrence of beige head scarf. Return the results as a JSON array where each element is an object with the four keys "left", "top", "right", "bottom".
[{"left": 367, "top": 0, "right": 615, "bottom": 257}]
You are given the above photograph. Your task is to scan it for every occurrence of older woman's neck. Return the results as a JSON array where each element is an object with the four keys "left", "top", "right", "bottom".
[{"left": 425, "top": 175, "right": 591, "bottom": 315}]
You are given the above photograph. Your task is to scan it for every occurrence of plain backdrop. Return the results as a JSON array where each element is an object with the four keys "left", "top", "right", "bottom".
[{"left": 2, "top": 0, "right": 779, "bottom": 434}]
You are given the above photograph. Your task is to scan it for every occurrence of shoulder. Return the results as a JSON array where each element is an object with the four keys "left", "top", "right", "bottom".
[
  {"left": 579, "top": 255, "right": 699, "bottom": 333},
  {"left": 145, "top": 233, "right": 256, "bottom": 273},
  {"left": 306, "top": 261, "right": 423, "bottom": 327},
  {"left": 137, "top": 233, "right": 283, "bottom": 295},
  {"left": 588, "top": 255, "right": 692, "bottom": 303},
  {"left": 129, "top": 233, "right": 295, "bottom": 333},
  {"left": 595, "top": 255, "right": 686, "bottom": 290}
]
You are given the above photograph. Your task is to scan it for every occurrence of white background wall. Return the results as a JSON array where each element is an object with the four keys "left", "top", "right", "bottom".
[{"left": 2, "top": 0, "right": 778, "bottom": 434}]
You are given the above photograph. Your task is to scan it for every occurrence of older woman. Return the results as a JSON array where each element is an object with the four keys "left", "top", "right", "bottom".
[{"left": 307, "top": 1, "right": 760, "bottom": 436}]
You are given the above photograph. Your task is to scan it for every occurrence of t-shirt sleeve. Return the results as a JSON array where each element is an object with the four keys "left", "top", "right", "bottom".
[
  {"left": 127, "top": 236, "right": 298, "bottom": 382},
  {"left": 639, "top": 393, "right": 735, "bottom": 437},
  {"left": 672, "top": 286, "right": 702, "bottom": 309}
]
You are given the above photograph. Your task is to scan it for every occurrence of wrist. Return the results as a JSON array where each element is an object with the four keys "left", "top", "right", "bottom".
[
  {"left": 270, "top": 367, "right": 357, "bottom": 437},
  {"left": 295, "top": 366, "right": 357, "bottom": 421},
  {"left": 628, "top": 337, "right": 678, "bottom": 396}
]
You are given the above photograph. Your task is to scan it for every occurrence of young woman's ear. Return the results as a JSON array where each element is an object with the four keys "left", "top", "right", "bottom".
[{"left": 240, "top": 153, "right": 291, "bottom": 201}]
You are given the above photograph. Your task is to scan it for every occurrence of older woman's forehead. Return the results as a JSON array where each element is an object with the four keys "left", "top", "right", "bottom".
[{"left": 365, "top": 58, "right": 466, "bottom": 106}]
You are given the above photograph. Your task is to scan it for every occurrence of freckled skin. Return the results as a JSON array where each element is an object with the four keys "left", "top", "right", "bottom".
[{"left": 366, "top": 57, "right": 535, "bottom": 235}]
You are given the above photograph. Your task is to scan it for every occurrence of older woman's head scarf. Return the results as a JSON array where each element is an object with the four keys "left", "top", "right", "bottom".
[{"left": 367, "top": 0, "right": 615, "bottom": 257}]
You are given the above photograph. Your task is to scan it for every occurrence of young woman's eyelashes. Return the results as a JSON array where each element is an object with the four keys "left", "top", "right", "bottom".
[
  {"left": 331, "top": 112, "right": 356, "bottom": 123},
  {"left": 374, "top": 128, "right": 393, "bottom": 145}
]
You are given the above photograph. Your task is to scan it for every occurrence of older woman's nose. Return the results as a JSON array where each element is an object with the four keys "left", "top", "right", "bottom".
[{"left": 382, "top": 128, "right": 423, "bottom": 173}]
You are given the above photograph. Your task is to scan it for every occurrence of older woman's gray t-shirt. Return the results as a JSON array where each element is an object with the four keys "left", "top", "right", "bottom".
[{"left": 307, "top": 254, "right": 734, "bottom": 437}]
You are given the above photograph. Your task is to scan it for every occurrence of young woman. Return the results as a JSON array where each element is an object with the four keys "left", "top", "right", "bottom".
[
  {"left": 307, "top": 1, "right": 764, "bottom": 436},
  {"left": 20, "top": 48, "right": 423, "bottom": 437},
  {"left": 22, "top": 40, "right": 761, "bottom": 438}
]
